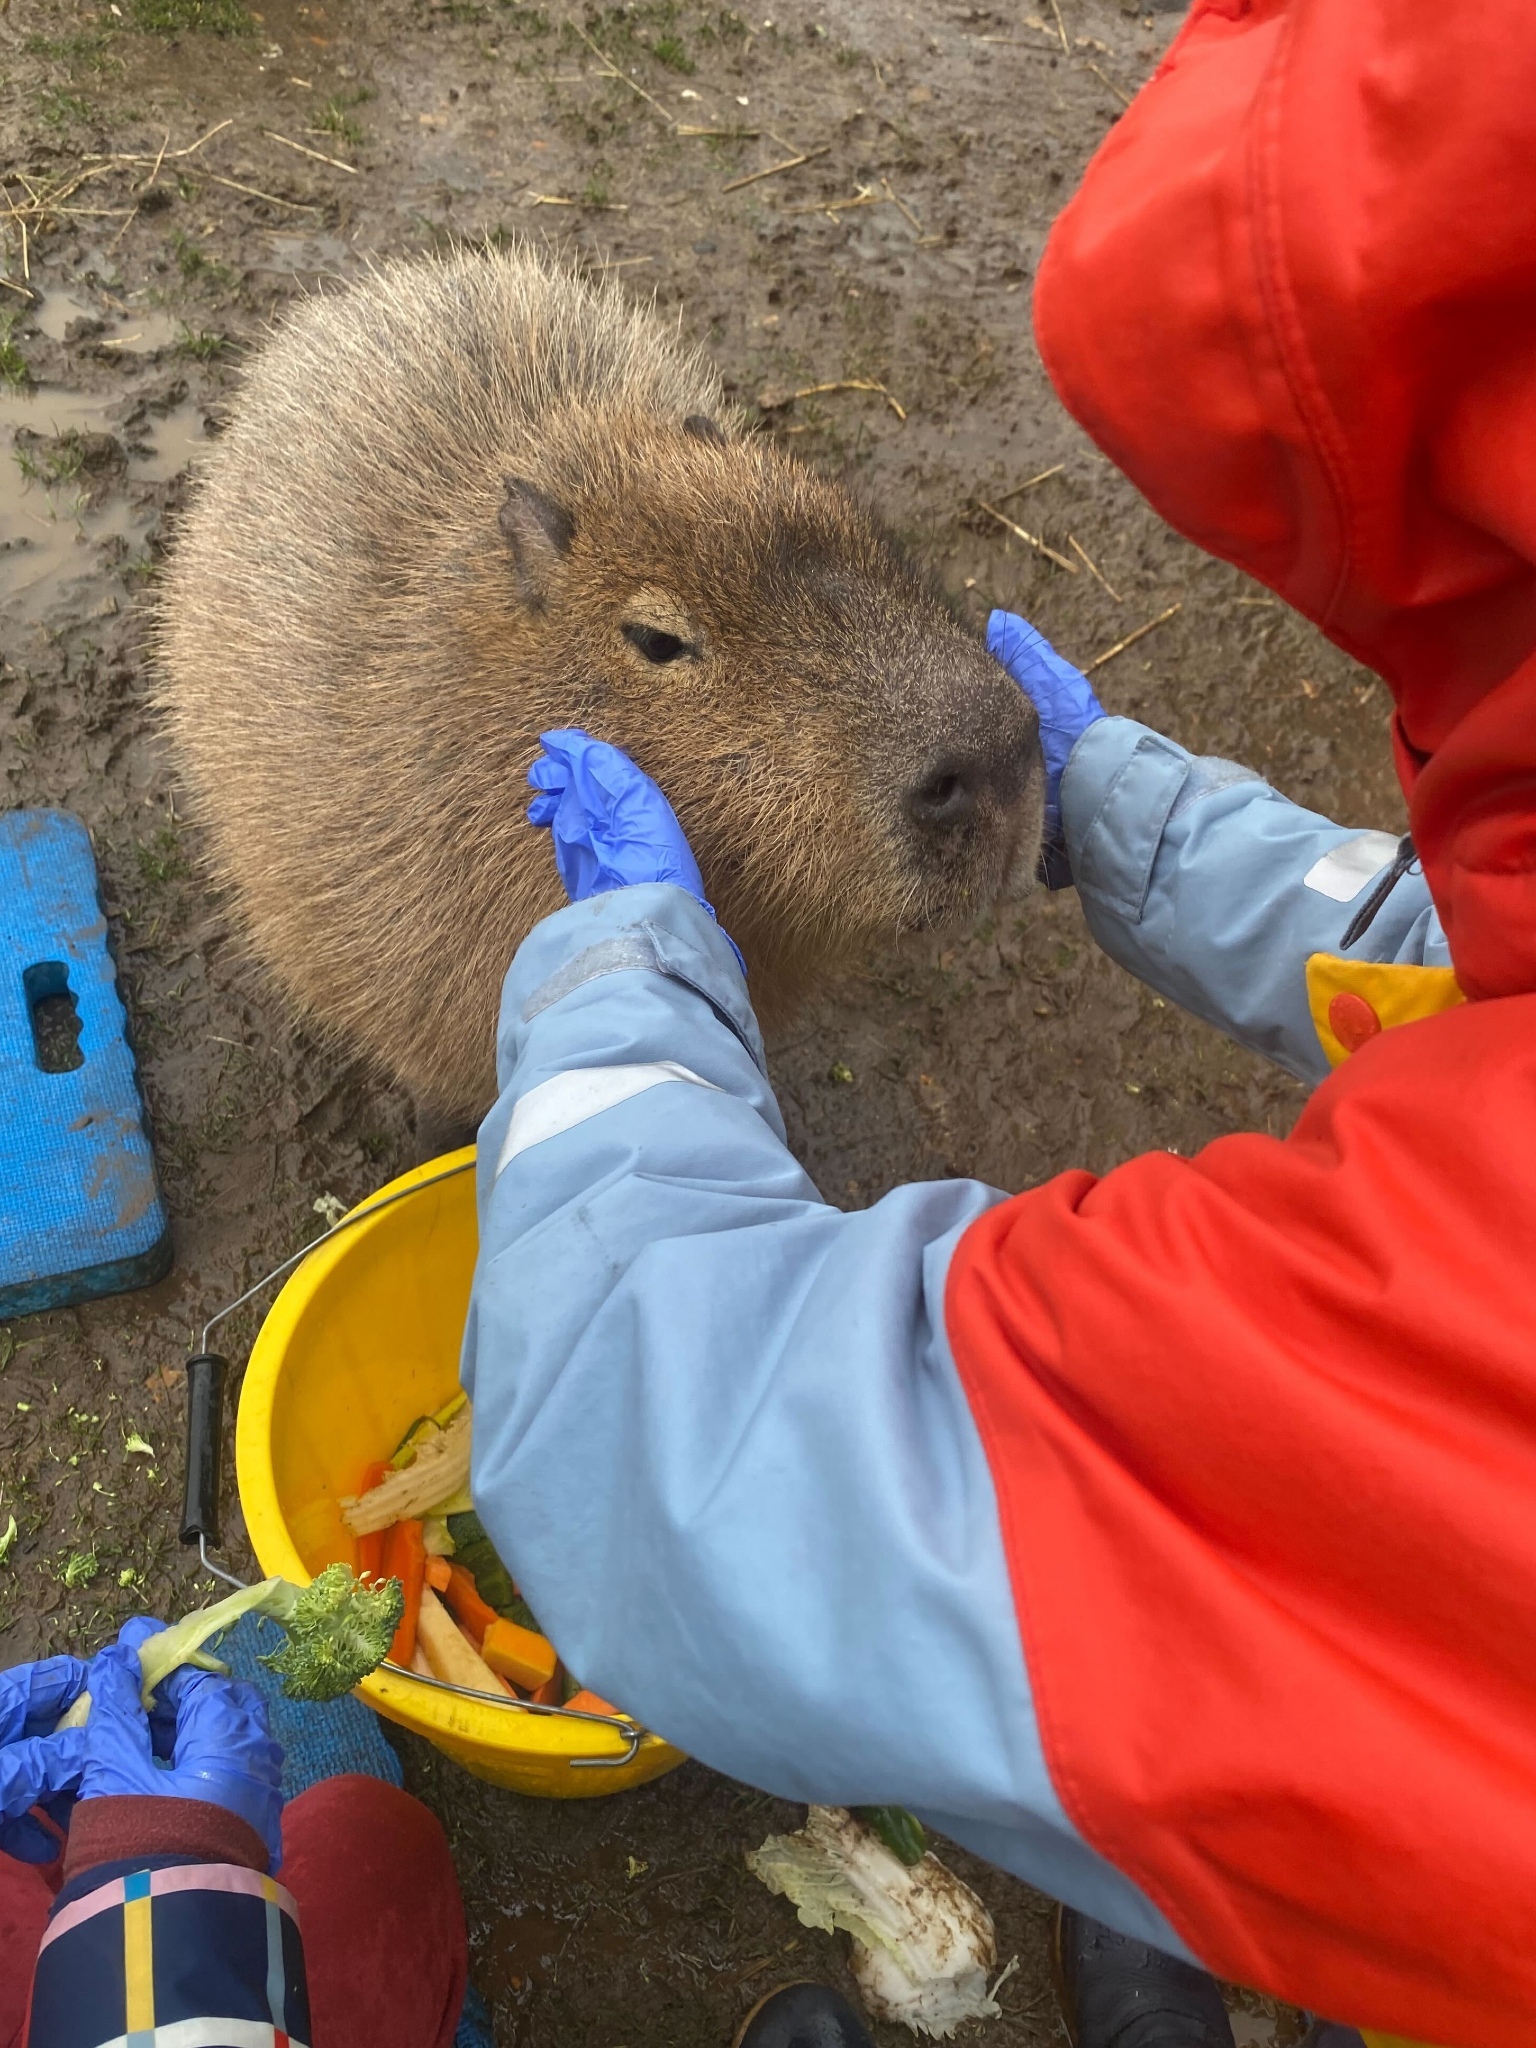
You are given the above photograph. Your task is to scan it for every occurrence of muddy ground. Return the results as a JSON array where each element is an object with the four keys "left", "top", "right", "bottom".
[{"left": 0, "top": 0, "right": 1402, "bottom": 2039}]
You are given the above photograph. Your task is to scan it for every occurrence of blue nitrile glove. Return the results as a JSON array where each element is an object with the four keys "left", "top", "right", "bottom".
[
  {"left": 528, "top": 728, "right": 709, "bottom": 901},
  {"left": 987, "top": 609, "right": 1106, "bottom": 886},
  {"left": 79, "top": 1620, "right": 286, "bottom": 1871},
  {"left": 528, "top": 728, "right": 746, "bottom": 974},
  {"left": 0, "top": 1655, "right": 90, "bottom": 1862}
]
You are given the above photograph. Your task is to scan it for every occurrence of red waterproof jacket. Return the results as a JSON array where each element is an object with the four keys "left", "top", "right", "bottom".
[{"left": 949, "top": 3, "right": 1536, "bottom": 2042}]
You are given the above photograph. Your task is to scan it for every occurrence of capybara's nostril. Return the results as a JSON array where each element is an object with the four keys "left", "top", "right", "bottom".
[{"left": 906, "top": 758, "right": 979, "bottom": 830}]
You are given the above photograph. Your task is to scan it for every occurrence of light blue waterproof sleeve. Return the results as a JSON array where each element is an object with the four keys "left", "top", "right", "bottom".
[
  {"left": 462, "top": 882, "right": 1190, "bottom": 1956},
  {"left": 1060, "top": 718, "right": 1449, "bottom": 1086}
]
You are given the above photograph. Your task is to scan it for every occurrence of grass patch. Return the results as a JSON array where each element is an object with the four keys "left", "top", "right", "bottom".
[
  {"left": 314, "top": 92, "right": 369, "bottom": 147},
  {"left": 495, "top": 0, "right": 557, "bottom": 31},
  {"left": 570, "top": 1, "right": 696, "bottom": 67},
  {"left": 136, "top": 827, "right": 190, "bottom": 886},
  {"left": 651, "top": 32, "right": 694, "bottom": 70},
  {"left": 696, "top": 6, "right": 750, "bottom": 43},
  {"left": 172, "top": 229, "right": 235, "bottom": 289},
  {"left": 496, "top": 0, "right": 552, "bottom": 29},
  {"left": 127, "top": 0, "right": 253, "bottom": 33},
  {"left": 39, "top": 86, "right": 93, "bottom": 127},
  {"left": 23, "top": 28, "right": 120, "bottom": 67},
  {"left": 14, "top": 432, "right": 87, "bottom": 488},
  {"left": 0, "top": 316, "right": 28, "bottom": 392},
  {"left": 177, "top": 325, "right": 227, "bottom": 360}
]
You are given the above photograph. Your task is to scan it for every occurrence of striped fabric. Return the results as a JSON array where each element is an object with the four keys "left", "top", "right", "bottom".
[{"left": 29, "top": 1865, "right": 309, "bottom": 2048}]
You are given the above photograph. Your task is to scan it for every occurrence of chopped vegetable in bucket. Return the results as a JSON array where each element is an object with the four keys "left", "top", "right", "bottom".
[
  {"left": 341, "top": 1400, "right": 629, "bottom": 1723},
  {"left": 341, "top": 1405, "right": 472, "bottom": 1534}
]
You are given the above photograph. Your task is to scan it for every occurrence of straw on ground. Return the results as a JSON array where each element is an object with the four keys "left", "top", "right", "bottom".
[
  {"left": 262, "top": 130, "right": 359, "bottom": 175},
  {"left": 995, "top": 463, "right": 1064, "bottom": 503},
  {"left": 978, "top": 500, "right": 1077, "bottom": 574},
  {"left": 760, "top": 377, "right": 908, "bottom": 422},
  {"left": 1084, "top": 603, "right": 1183, "bottom": 674},
  {"left": 1069, "top": 535, "right": 1124, "bottom": 602},
  {"left": 722, "top": 145, "right": 831, "bottom": 193}
]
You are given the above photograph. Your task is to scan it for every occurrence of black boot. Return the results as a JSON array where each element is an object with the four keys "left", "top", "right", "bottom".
[
  {"left": 1054, "top": 1906, "right": 1238, "bottom": 2048},
  {"left": 734, "top": 1982, "right": 876, "bottom": 2048}
]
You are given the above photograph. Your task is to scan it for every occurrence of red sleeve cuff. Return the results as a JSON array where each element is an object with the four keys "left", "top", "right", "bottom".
[{"left": 63, "top": 1796, "right": 269, "bottom": 1880}]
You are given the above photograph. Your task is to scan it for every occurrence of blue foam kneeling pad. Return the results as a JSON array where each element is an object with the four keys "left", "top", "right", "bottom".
[
  {"left": 220, "top": 1613, "right": 405, "bottom": 1801},
  {"left": 0, "top": 809, "right": 171, "bottom": 1318}
]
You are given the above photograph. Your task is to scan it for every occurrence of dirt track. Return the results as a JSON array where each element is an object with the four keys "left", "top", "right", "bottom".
[{"left": 0, "top": 0, "right": 1398, "bottom": 2038}]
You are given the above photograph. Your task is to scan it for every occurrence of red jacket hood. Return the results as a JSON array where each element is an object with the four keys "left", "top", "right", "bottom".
[{"left": 1034, "top": 0, "right": 1536, "bottom": 999}]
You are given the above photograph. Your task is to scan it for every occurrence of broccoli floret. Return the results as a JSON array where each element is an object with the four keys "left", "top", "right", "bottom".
[
  {"left": 256, "top": 1564, "right": 403, "bottom": 1703},
  {"left": 57, "top": 1566, "right": 403, "bottom": 1728}
]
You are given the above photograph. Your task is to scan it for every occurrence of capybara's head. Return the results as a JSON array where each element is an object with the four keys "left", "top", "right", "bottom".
[
  {"left": 460, "top": 409, "right": 1043, "bottom": 996},
  {"left": 157, "top": 249, "right": 1043, "bottom": 1116}
]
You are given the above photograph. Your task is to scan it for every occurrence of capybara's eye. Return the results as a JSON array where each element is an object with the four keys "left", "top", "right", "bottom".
[{"left": 623, "top": 623, "right": 690, "bottom": 664}]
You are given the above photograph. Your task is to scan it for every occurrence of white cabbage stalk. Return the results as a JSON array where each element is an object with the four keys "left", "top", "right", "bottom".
[
  {"left": 747, "top": 1806, "right": 1001, "bottom": 2038},
  {"left": 340, "top": 1408, "right": 472, "bottom": 1534}
]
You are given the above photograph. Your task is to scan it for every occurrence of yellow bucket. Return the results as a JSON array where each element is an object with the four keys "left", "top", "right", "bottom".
[{"left": 235, "top": 1146, "right": 685, "bottom": 1797}]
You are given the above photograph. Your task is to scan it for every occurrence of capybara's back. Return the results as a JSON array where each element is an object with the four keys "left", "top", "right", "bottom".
[{"left": 159, "top": 249, "right": 1041, "bottom": 1117}]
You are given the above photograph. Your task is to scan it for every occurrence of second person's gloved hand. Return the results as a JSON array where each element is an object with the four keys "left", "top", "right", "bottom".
[
  {"left": 987, "top": 610, "right": 1106, "bottom": 885},
  {"left": 80, "top": 1619, "right": 286, "bottom": 1871},
  {"left": 528, "top": 728, "right": 746, "bottom": 975},
  {"left": 0, "top": 1654, "right": 89, "bottom": 1863}
]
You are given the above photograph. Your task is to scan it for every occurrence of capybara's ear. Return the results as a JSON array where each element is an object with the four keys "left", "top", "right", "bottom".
[
  {"left": 498, "top": 476, "right": 576, "bottom": 608},
  {"left": 683, "top": 414, "right": 728, "bottom": 447}
]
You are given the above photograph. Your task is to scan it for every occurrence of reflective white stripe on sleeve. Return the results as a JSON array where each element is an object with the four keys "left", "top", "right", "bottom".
[
  {"left": 1302, "top": 830, "right": 1401, "bottom": 902},
  {"left": 495, "top": 1061, "right": 721, "bottom": 1177}
]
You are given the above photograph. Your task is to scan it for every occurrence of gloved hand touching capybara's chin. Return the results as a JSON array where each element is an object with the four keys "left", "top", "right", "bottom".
[
  {"left": 987, "top": 609, "right": 1105, "bottom": 887},
  {"left": 528, "top": 729, "right": 747, "bottom": 976}
]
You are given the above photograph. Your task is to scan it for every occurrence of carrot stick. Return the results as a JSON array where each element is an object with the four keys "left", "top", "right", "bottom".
[
  {"left": 565, "top": 1687, "right": 622, "bottom": 1718},
  {"left": 530, "top": 1668, "right": 563, "bottom": 1706},
  {"left": 354, "top": 1460, "right": 392, "bottom": 1578},
  {"left": 383, "top": 1518, "right": 426, "bottom": 1665},
  {"left": 425, "top": 1555, "right": 452, "bottom": 1593},
  {"left": 441, "top": 1563, "right": 500, "bottom": 1645}
]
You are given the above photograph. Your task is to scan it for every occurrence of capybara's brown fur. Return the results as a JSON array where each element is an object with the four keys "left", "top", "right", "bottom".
[{"left": 157, "top": 250, "right": 1041, "bottom": 1117}]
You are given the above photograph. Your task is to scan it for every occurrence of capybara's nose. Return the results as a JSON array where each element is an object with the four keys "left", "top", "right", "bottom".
[
  {"left": 904, "top": 753, "right": 984, "bottom": 829},
  {"left": 905, "top": 723, "right": 1035, "bottom": 830}
]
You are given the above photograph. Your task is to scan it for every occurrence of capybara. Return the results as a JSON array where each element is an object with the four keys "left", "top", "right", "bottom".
[{"left": 157, "top": 249, "right": 1042, "bottom": 1117}]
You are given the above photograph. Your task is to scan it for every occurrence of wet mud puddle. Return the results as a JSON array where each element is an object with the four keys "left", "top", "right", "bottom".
[{"left": 2, "top": 290, "right": 206, "bottom": 633}]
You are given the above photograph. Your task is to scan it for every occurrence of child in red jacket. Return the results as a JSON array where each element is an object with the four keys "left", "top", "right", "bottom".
[{"left": 463, "top": 10, "right": 1536, "bottom": 2048}]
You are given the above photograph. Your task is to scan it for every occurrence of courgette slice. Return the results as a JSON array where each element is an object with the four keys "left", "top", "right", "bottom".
[
  {"left": 391, "top": 1393, "right": 468, "bottom": 1469},
  {"left": 390, "top": 1415, "right": 437, "bottom": 1468},
  {"left": 444, "top": 1509, "right": 520, "bottom": 1617}
]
